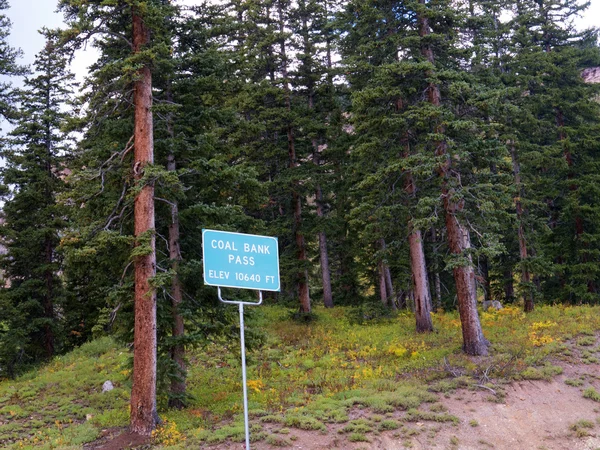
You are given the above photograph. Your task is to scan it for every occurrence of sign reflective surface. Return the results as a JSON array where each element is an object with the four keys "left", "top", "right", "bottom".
[{"left": 202, "top": 229, "right": 280, "bottom": 291}]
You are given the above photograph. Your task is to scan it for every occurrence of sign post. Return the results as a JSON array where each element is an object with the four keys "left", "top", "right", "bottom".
[{"left": 202, "top": 230, "right": 280, "bottom": 450}]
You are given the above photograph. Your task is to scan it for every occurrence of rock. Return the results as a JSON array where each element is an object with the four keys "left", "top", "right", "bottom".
[
  {"left": 102, "top": 380, "right": 114, "bottom": 392},
  {"left": 582, "top": 67, "right": 600, "bottom": 84},
  {"left": 482, "top": 300, "right": 503, "bottom": 311}
]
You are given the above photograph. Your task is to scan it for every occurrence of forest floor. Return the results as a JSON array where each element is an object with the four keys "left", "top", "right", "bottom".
[
  {"left": 190, "top": 332, "right": 600, "bottom": 450},
  {"left": 3, "top": 305, "right": 600, "bottom": 449}
]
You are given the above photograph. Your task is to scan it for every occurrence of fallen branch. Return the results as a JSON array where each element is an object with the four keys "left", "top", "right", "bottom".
[{"left": 476, "top": 384, "right": 497, "bottom": 396}]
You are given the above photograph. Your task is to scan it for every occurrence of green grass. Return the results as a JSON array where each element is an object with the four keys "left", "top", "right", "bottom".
[
  {"left": 1, "top": 305, "right": 600, "bottom": 448},
  {"left": 583, "top": 387, "right": 600, "bottom": 402},
  {"left": 570, "top": 419, "right": 595, "bottom": 437}
]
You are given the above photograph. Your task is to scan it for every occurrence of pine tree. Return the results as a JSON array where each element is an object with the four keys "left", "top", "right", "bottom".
[
  {"left": 58, "top": 0, "right": 172, "bottom": 433},
  {"left": 0, "top": 32, "right": 74, "bottom": 376},
  {"left": 59, "top": 0, "right": 265, "bottom": 412},
  {"left": 227, "top": 0, "right": 315, "bottom": 312},
  {"left": 505, "top": 0, "right": 600, "bottom": 306},
  {"left": 151, "top": 0, "right": 265, "bottom": 407},
  {"left": 0, "top": 0, "right": 25, "bottom": 124}
]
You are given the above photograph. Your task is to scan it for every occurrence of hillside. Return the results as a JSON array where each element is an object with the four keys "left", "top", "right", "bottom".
[{"left": 2, "top": 305, "right": 600, "bottom": 449}]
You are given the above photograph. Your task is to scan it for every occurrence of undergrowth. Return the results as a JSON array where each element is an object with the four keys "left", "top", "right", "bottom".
[{"left": 1, "top": 304, "right": 599, "bottom": 449}]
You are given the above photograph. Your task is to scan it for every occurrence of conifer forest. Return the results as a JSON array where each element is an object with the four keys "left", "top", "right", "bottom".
[{"left": 2, "top": 0, "right": 600, "bottom": 446}]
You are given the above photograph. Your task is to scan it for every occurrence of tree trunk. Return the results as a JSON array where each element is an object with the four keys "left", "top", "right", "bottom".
[
  {"left": 384, "top": 264, "right": 397, "bottom": 310},
  {"left": 130, "top": 6, "right": 158, "bottom": 435},
  {"left": 479, "top": 256, "right": 491, "bottom": 304},
  {"left": 504, "top": 269, "right": 515, "bottom": 302},
  {"left": 397, "top": 290, "right": 407, "bottom": 310},
  {"left": 378, "top": 238, "right": 396, "bottom": 310},
  {"left": 165, "top": 87, "right": 186, "bottom": 409},
  {"left": 509, "top": 141, "right": 534, "bottom": 312},
  {"left": 446, "top": 214, "right": 488, "bottom": 354},
  {"left": 404, "top": 172, "right": 433, "bottom": 331},
  {"left": 408, "top": 229, "right": 433, "bottom": 332},
  {"left": 43, "top": 237, "right": 55, "bottom": 358},
  {"left": 279, "top": 0, "right": 310, "bottom": 313},
  {"left": 418, "top": 0, "right": 487, "bottom": 354},
  {"left": 303, "top": 5, "right": 333, "bottom": 309},
  {"left": 430, "top": 227, "right": 442, "bottom": 310},
  {"left": 316, "top": 193, "right": 334, "bottom": 308},
  {"left": 294, "top": 188, "right": 311, "bottom": 313},
  {"left": 314, "top": 153, "right": 333, "bottom": 308},
  {"left": 434, "top": 271, "right": 442, "bottom": 310},
  {"left": 379, "top": 261, "right": 388, "bottom": 306}
]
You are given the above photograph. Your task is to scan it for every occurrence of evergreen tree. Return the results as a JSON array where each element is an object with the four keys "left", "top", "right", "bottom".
[
  {"left": 152, "top": 0, "right": 265, "bottom": 407},
  {"left": 341, "top": 0, "right": 436, "bottom": 329},
  {"left": 58, "top": 0, "right": 171, "bottom": 433},
  {"left": 59, "top": 0, "right": 264, "bottom": 413},
  {"left": 0, "top": 33, "right": 74, "bottom": 376},
  {"left": 227, "top": 0, "right": 315, "bottom": 312},
  {"left": 505, "top": 0, "right": 600, "bottom": 306},
  {"left": 0, "top": 0, "right": 25, "bottom": 124}
]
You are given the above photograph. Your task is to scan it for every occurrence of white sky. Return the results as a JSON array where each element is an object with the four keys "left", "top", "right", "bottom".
[
  {"left": 2, "top": 0, "right": 600, "bottom": 87},
  {"left": 4, "top": 0, "right": 96, "bottom": 84}
]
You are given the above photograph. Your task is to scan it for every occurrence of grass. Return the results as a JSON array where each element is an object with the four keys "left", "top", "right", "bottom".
[
  {"left": 570, "top": 419, "right": 595, "bottom": 437},
  {"left": 583, "top": 387, "right": 600, "bottom": 403},
  {"left": 1, "top": 304, "right": 600, "bottom": 449}
]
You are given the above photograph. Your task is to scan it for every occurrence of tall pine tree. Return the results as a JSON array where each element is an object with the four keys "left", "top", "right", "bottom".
[{"left": 0, "top": 32, "right": 74, "bottom": 376}]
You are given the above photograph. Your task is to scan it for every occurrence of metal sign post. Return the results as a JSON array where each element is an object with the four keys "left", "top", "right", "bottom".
[
  {"left": 218, "top": 287, "right": 262, "bottom": 450},
  {"left": 203, "top": 230, "right": 280, "bottom": 450}
]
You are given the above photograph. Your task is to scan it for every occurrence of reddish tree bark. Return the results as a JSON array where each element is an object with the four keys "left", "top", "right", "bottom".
[
  {"left": 130, "top": 6, "right": 158, "bottom": 435},
  {"left": 418, "top": 0, "right": 487, "bottom": 354},
  {"left": 408, "top": 228, "right": 433, "bottom": 332}
]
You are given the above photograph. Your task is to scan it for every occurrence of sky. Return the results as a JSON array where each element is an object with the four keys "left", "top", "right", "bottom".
[
  {"left": 4, "top": 0, "right": 97, "bottom": 84},
  {"left": 3, "top": 0, "right": 600, "bottom": 85}
]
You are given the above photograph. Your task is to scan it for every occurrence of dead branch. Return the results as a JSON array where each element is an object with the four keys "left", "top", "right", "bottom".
[
  {"left": 444, "top": 357, "right": 461, "bottom": 378},
  {"left": 103, "top": 181, "right": 129, "bottom": 230},
  {"left": 475, "top": 384, "right": 497, "bottom": 396}
]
